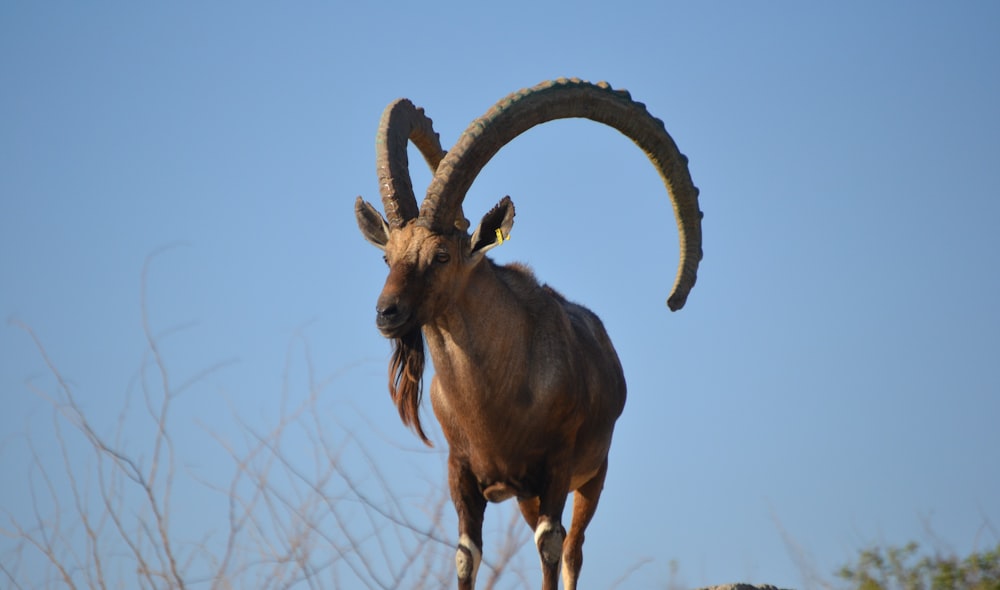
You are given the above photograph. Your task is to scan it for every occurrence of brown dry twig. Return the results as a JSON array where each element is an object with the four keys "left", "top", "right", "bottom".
[{"left": 2, "top": 252, "right": 535, "bottom": 589}]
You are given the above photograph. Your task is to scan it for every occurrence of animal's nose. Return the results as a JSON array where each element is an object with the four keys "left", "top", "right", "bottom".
[
  {"left": 376, "top": 302, "right": 399, "bottom": 320},
  {"left": 375, "top": 296, "right": 408, "bottom": 334}
]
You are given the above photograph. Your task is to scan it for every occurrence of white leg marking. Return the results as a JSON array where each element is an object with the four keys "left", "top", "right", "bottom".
[
  {"left": 455, "top": 533, "right": 481, "bottom": 584},
  {"left": 534, "top": 520, "right": 564, "bottom": 566},
  {"left": 563, "top": 559, "right": 579, "bottom": 590},
  {"left": 534, "top": 520, "right": 554, "bottom": 546}
]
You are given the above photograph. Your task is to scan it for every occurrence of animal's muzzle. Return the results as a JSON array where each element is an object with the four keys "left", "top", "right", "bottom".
[{"left": 375, "top": 297, "right": 411, "bottom": 336}]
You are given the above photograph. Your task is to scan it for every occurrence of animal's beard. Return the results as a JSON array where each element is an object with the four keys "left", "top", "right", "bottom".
[{"left": 389, "top": 328, "right": 430, "bottom": 445}]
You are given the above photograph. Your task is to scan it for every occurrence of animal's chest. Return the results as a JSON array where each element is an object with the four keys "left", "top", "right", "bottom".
[
  {"left": 431, "top": 379, "right": 582, "bottom": 486},
  {"left": 432, "top": 381, "right": 569, "bottom": 444}
]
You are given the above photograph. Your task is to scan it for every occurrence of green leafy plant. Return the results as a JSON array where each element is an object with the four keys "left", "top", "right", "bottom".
[{"left": 837, "top": 541, "right": 1000, "bottom": 590}]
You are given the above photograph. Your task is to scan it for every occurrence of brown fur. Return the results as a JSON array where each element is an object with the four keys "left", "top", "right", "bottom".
[
  {"left": 360, "top": 212, "right": 627, "bottom": 589},
  {"left": 426, "top": 252, "right": 624, "bottom": 590}
]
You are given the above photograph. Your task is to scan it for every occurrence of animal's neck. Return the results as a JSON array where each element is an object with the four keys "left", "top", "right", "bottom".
[{"left": 422, "top": 261, "right": 529, "bottom": 388}]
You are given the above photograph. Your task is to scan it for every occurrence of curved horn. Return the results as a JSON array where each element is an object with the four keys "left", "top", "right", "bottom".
[
  {"left": 376, "top": 99, "right": 447, "bottom": 229},
  {"left": 419, "top": 78, "right": 703, "bottom": 311}
]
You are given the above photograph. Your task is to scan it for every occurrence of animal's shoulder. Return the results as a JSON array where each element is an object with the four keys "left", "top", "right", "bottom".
[
  {"left": 491, "top": 261, "right": 605, "bottom": 332},
  {"left": 492, "top": 260, "right": 543, "bottom": 296},
  {"left": 494, "top": 260, "right": 537, "bottom": 283}
]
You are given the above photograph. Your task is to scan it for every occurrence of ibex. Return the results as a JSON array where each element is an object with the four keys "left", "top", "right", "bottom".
[{"left": 354, "top": 78, "right": 703, "bottom": 590}]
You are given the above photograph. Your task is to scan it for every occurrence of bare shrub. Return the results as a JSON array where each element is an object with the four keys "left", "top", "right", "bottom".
[{"left": 1, "top": 253, "right": 531, "bottom": 589}]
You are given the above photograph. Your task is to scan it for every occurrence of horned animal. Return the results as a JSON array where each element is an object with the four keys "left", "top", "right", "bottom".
[{"left": 354, "top": 78, "right": 703, "bottom": 590}]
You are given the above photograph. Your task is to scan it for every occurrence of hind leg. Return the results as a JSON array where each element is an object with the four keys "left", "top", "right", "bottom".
[{"left": 561, "top": 459, "right": 608, "bottom": 590}]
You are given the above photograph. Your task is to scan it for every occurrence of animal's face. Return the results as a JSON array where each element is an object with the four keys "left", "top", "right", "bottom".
[
  {"left": 375, "top": 224, "right": 468, "bottom": 337},
  {"left": 356, "top": 196, "right": 515, "bottom": 338}
]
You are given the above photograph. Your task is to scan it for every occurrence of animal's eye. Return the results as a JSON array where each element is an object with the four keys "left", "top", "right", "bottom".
[
  {"left": 382, "top": 255, "right": 389, "bottom": 266},
  {"left": 434, "top": 251, "right": 451, "bottom": 264}
]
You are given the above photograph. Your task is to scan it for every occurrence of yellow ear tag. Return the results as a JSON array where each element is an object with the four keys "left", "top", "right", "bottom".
[{"left": 494, "top": 228, "right": 509, "bottom": 246}]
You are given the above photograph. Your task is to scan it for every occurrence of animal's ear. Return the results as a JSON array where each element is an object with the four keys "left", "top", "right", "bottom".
[
  {"left": 469, "top": 196, "right": 515, "bottom": 257},
  {"left": 355, "top": 197, "right": 390, "bottom": 250}
]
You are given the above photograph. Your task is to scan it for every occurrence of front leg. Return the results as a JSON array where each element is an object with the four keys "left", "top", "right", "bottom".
[
  {"left": 534, "top": 470, "right": 571, "bottom": 590},
  {"left": 449, "top": 453, "right": 487, "bottom": 590}
]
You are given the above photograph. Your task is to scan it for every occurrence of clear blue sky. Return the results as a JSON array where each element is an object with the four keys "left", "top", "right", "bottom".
[{"left": 2, "top": 2, "right": 998, "bottom": 588}]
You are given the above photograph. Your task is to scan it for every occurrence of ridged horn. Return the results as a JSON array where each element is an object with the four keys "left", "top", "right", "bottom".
[
  {"left": 418, "top": 78, "right": 704, "bottom": 311},
  {"left": 376, "top": 99, "right": 447, "bottom": 229}
]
